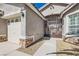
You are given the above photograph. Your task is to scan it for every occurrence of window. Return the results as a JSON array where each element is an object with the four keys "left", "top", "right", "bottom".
[
  {"left": 15, "top": 19, "right": 18, "bottom": 22},
  {"left": 7, "top": 17, "right": 21, "bottom": 24},
  {"left": 8, "top": 20, "right": 10, "bottom": 25},
  {"left": 68, "top": 12, "right": 79, "bottom": 35},
  {"left": 11, "top": 19, "right": 14, "bottom": 23},
  {"left": 15, "top": 17, "right": 21, "bottom": 22}
]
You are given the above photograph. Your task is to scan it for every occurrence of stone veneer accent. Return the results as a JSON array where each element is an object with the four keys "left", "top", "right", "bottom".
[{"left": 19, "top": 37, "right": 33, "bottom": 48}]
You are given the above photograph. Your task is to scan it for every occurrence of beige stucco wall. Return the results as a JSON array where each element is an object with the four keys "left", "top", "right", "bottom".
[
  {"left": 25, "top": 6, "right": 44, "bottom": 41},
  {"left": 62, "top": 4, "right": 79, "bottom": 36},
  {"left": 0, "top": 19, "right": 7, "bottom": 35}
]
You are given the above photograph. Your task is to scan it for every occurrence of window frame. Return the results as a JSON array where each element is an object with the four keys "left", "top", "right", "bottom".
[{"left": 66, "top": 10, "right": 79, "bottom": 35}]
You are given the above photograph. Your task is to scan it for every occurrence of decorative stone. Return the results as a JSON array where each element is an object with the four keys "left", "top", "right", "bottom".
[
  {"left": 19, "top": 37, "right": 33, "bottom": 48},
  {"left": 0, "top": 35, "right": 7, "bottom": 42}
]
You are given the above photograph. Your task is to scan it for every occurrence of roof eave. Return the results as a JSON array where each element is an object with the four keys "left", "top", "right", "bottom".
[
  {"left": 39, "top": 3, "right": 50, "bottom": 11},
  {"left": 25, "top": 3, "right": 46, "bottom": 20},
  {"left": 60, "top": 3, "right": 77, "bottom": 18}
]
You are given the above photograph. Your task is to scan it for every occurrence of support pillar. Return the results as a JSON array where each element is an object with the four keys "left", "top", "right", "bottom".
[
  {"left": 20, "top": 10, "right": 27, "bottom": 39},
  {"left": 19, "top": 9, "right": 33, "bottom": 48}
]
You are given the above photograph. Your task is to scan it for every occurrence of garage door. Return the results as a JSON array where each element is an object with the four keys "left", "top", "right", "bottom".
[{"left": 8, "top": 17, "right": 21, "bottom": 44}]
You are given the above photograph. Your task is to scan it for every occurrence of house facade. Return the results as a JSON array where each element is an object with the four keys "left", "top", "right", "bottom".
[
  {"left": 39, "top": 3, "right": 79, "bottom": 40},
  {"left": 0, "top": 3, "right": 45, "bottom": 47},
  {"left": 39, "top": 3, "right": 69, "bottom": 38}
]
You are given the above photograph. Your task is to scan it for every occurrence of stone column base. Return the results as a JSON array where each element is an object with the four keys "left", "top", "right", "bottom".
[{"left": 19, "top": 37, "right": 33, "bottom": 48}]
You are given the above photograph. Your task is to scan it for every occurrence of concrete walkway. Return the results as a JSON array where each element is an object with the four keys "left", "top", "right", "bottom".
[
  {"left": 0, "top": 41, "right": 31, "bottom": 56},
  {"left": 34, "top": 38, "right": 56, "bottom": 56},
  {"left": 0, "top": 41, "right": 19, "bottom": 55},
  {"left": 7, "top": 50, "right": 31, "bottom": 56},
  {"left": 0, "top": 38, "right": 57, "bottom": 56}
]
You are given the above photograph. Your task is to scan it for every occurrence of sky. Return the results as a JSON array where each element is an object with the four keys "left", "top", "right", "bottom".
[{"left": 33, "top": 3, "right": 45, "bottom": 9}]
